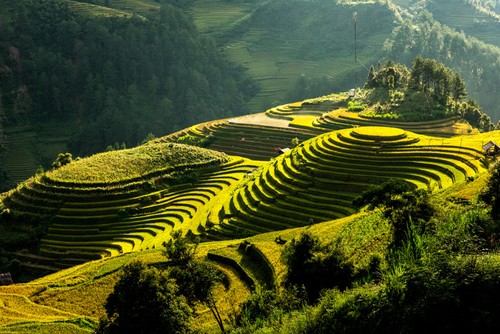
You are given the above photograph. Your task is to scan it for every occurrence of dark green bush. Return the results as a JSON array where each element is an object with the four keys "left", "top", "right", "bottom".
[
  {"left": 96, "top": 261, "right": 192, "bottom": 334},
  {"left": 282, "top": 232, "right": 355, "bottom": 303}
]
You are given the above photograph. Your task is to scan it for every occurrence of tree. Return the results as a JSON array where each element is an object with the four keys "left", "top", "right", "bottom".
[
  {"left": 164, "top": 231, "right": 227, "bottom": 333},
  {"left": 96, "top": 261, "right": 192, "bottom": 334},
  {"left": 480, "top": 161, "right": 500, "bottom": 219},
  {"left": 353, "top": 179, "right": 434, "bottom": 247},
  {"left": 170, "top": 262, "right": 226, "bottom": 333},
  {"left": 163, "top": 230, "right": 197, "bottom": 266},
  {"left": 352, "top": 178, "right": 412, "bottom": 211},
  {"left": 282, "top": 232, "right": 354, "bottom": 303},
  {"left": 451, "top": 72, "right": 466, "bottom": 103},
  {"left": 51, "top": 152, "right": 72, "bottom": 169}
]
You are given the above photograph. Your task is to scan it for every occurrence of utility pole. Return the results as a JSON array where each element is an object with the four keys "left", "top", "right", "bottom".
[{"left": 353, "top": 11, "right": 358, "bottom": 89}]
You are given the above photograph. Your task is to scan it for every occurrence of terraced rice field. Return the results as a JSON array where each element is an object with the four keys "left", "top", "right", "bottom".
[
  {"left": 209, "top": 126, "right": 487, "bottom": 238},
  {"left": 38, "top": 159, "right": 257, "bottom": 268},
  {"left": 224, "top": 37, "right": 380, "bottom": 112},
  {"left": 428, "top": 0, "right": 500, "bottom": 47},
  {"left": 1, "top": 137, "right": 265, "bottom": 269},
  {"left": 3, "top": 127, "right": 38, "bottom": 185},
  {"left": 266, "top": 101, "right": 342, "bottom": 120},
  {"left": 190, "top": 0, "right": 263, "bottom": 33},
  {"left": 313, "top": 109, "right": 473, "bottom": 136},
  {"left": 66, "top": 1, "right": 133, "bottom": 17},
  {"left": 67, "top": 0, "right": 160, "bottom": 17},
  {"left": 166, "top": 116, "right": 325, "bottom": 161},
  {"left": 2, "top": 87, "right": 497, "bottom": 280}
]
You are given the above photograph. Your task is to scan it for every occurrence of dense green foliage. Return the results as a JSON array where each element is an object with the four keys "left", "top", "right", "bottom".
[
  {"left": 353, "top": 178, "right": 434, "bottom": 247},
  {"left": 0, "top": 0, "right": 258, "bottom": 156},
  {"left": 51, "top": 152, "right": 73, "bottom": 169},
  {"left": 233, "top": 196, "right": 500, "bottom": 333},
  {"left": 282, "top": 232, "right": 355, "bottom": 303},
  {"left": 98, "top": 234, "right": 227, "bottom": 333},
  {"left": 364, "top": 58, "right": 494, "bottom": 128},
  {"left": 96, "top": 261, "right": 192, "bottom": 334},
  {"left": 305, "top": 256, "right": 500, "bottom": 334},
  {"left": 480, "top": 161, "right": 500, "bottom": 218}
]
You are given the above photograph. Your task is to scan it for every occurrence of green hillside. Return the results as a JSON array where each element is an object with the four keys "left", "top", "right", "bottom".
[
  {"left": 1, "top": 82, "right": 500, "bottom": 331},
  {"left": 2, "top": 1, "right": 500, "bottom": 332},
  {"left": 220, "top": 0, "right": 395, "bottom": 111}
]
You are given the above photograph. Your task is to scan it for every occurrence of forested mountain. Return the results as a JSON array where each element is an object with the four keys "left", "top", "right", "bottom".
[{"left": 0, "top": 0, "right": 258, "bottom": 157}]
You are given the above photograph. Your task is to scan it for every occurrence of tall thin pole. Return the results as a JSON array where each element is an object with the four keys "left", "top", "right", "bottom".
[{"left": 353, "top": 11, "right": 358, "bottom": 88}]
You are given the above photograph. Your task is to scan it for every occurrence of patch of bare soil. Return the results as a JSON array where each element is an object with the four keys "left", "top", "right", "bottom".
[{"left": 229, "top": 113, "right": 291, "bottom": 128}]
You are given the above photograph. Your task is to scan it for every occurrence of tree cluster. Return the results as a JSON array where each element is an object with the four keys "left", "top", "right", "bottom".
[
  {"left": 410, "top": 57, "right": 466, "bottom": 104},
  {"left": 366, "top": 61, "right": 411, "bottom": 90},
  {"left": 282, "top": 232, "right": 355, "bottom": 303},
  {"left": 366, "top": 58, "right": 494, "bottom": 129},
  {"left": 353, "top": 178, "right": 434, "bottom": 247},
  {"left": 97, "top": 231, "right": 227, "bottom": 334},
  {"left": 480, "top": 161, "right": 500, "bottom": 219},
  {"left": 96, "top": 262, "right": 192, "bottom": 334},
  {"left": 367, "top": 58, "right": 466, "bottom": 105}
]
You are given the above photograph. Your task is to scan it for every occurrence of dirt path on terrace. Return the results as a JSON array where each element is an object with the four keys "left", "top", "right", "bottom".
[{"left": 229, "top": 112, "right": 291, "bottom": 128}]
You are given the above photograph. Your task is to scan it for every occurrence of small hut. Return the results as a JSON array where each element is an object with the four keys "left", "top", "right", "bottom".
[
  {"left": 275, "top": 147, "right": 290, "bottom": 155},
  {"left": 482, "top": 141, "right": 500, "bottom": 156},
  {"left": 0, "top": 272, "right": 13, "bottom": 286}
]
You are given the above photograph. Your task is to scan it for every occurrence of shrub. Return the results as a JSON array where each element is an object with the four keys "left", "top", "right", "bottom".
[
  {"left": 305, "top": 255, "right": 500, "bottom": 334},
  {"left": 353, "top": 179, "right": 434, "bottom": 247},
  {"left": 480, "top": 161, "right": 500, "bottom": 218},
  {"left": 235, "top": 287, "right": 305, "bottom": 328},
  {"left": 96, "top": 261, "right": 192, "bottom": 334},
  {"left": 282, "top": 232, "right": 355, "bottom": 303},
  {"left": 51, "top": 152, "right": 73, "bottom": 169},
  {"left": 431, "top": 208, "right": 498, "bottom": 253},
  {"left": 347, "top": 101, "right": 366, "bottom": 111}
]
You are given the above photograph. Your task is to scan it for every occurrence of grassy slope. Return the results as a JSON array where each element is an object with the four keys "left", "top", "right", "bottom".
[
  {"left": 45, "top": 141, "right": 228, "bottom": 183},
  {"left": 218, "top": 1, "right": 394, "bottom": 112},
  {"left": 0, "top": 210, "right": 381, "bottom": 333}
]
